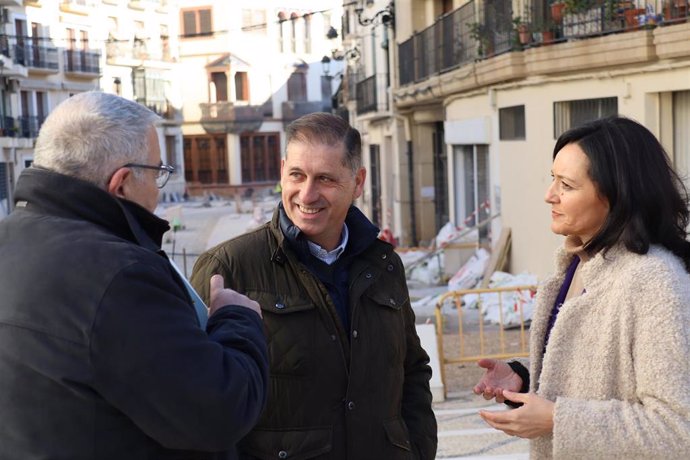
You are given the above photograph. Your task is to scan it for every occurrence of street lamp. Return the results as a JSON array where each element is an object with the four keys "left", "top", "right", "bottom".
[
  {"left": 354, "top": 0, "right": 395, "bottom": 29},
  {"left": 321, "top": 55, "right": 331, "bottom": 77}
]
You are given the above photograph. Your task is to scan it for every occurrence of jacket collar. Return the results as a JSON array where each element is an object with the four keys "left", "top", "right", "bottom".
[
  {"left": 272, "top": 202, "right": 380, "bottom": 264},
  {"left": 14, "top": 167, "right": 169, "bottom": 251}
]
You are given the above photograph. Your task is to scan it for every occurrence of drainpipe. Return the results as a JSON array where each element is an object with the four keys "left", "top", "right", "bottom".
[{"left": 406, "top": 138, "right": 417, "bottom": 246}]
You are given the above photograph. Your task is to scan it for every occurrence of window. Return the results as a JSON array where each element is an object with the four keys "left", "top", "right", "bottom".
[
  {"left": 554, "top": 97, "right": 617, "bottom": 138},
  {"left": 234, "top": 72, "right": 249, "bottom": 101},
  {"left": 453, "top": 144, "right": 490, "bottom": 237},
  {"left": 303, "top": 14, "right": 311, "bottom": 54},
  {"left": 240, "top": 133, "right": 280, "bottom": 183},
  {"left": 287, "top": 71, "right": 307, "bottom": 102},
  {"left": 499, "top": 105, "right": 526, "bottom": 140},
  {"left": 181, "top": 8, "right": 212, "bottom": 37},
  {"left": 133, "top": 68, "right": 167, "bottom": 115},
  {"left": 183, "top": 135, "right": 227, "bottom": 184},
  {"left": 290, "top": 13, "right": 297, "bottom": 53},
  {"left": 242, "top": 9, "right": 266, "bottom": 34},
  {"left": 210, "top": 72, "right": 228, "bottom": 102}
]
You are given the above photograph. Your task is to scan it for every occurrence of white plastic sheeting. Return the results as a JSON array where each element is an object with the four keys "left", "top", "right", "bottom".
[{"left": 462, "top": 272, "right": 538, "bottom": 327}]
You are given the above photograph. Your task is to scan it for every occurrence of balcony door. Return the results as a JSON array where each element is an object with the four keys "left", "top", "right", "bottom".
[
  {"left": 182, "top": 135, "right": 228, "bottom": 185},
  {"left": 240, "top": 133, "right": 280, "bottom": 184}
]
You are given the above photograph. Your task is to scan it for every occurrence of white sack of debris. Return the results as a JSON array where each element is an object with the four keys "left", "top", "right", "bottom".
[
  {"left": 407, "top": 252, "right": 444, "bottom": 285},
  {"left": 446, "top": 247, "right": 490, "bottom": 291},
  {"left": 462, "top": 271, "right": 538, "bottom": 327}
]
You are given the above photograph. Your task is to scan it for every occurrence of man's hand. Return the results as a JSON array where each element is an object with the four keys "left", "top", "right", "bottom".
[
  {"left": 209, "top": 274, "right": 262, "bottom": 318},
  {"left": 473, "top": 359, "right": 523, "bottom": 403},
  {"left": 478, "top": 390, "right": 554, "bottom": 439}
]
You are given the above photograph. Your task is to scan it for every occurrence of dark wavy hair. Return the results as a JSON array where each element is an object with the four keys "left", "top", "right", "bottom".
[{"left": 553, "top": 116, "right": 690, "bottom": 271}]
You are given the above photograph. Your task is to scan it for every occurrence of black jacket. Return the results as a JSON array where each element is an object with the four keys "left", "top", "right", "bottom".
[
  {"left": 0, "top": 168, "right": 268, "bottom": 459},
  {"left": 191, "top": 206, "right": 438, "bottom": 460}
]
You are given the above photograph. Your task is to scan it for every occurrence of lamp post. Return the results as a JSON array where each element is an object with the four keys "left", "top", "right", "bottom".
[
  {"left": 354, "top": 0, "right": 395, "bottom": 29},
  {"left": 321, "top": 55, "right": 334, "bottom": 112}
]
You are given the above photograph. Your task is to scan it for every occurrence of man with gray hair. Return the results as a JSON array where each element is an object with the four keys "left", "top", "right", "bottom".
[{"left": 0, "top": 91, "right": 268, "bottom": 459}]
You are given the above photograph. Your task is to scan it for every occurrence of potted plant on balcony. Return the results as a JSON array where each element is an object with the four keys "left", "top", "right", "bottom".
[
  {"left": 550, "top": 0, "right": 567, "bottom": 23},
  {"left": 513, "top": 16, "right": 532, "bottom": 46},
  {"left": 468, "top": 22, "right": 493, "bottom": 58},
  {"left": 563, "top": 0, "right": 597, "bottom": 14}
]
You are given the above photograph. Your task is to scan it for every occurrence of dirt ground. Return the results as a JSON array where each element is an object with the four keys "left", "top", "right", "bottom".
[{"left": 440, "top": 327, "right": 530, "bottom": 394}]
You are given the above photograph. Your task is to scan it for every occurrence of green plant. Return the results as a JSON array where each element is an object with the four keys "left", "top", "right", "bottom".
[
  {"left": 563, "top": 0, "right": 597, "bottom": 14},
  {"left": 512, "top": 16, "right": 531, "bottom": 46},
  {"left": 467, "top": 21, "right": 491, "bottom": 57}
]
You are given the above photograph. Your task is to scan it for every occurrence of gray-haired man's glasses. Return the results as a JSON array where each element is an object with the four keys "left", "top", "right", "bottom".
[{"left": 124, "top": 163, "right": 175, "bottom": 188}]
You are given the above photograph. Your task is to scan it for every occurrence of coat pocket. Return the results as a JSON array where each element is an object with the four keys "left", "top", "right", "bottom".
[
  {"left": 383, "top": 417, "right": 413, "bottom": 452},
  {"left": 240, "top": 426, "right": 333, "bottom": 460},
  {"left": 364, "top": 286, "right": 408, "bottom": 312}
]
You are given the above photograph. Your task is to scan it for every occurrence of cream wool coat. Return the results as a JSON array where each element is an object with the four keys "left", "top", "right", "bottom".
[{"left": 528, "top": 244, "right": 690, "bottom": 459}]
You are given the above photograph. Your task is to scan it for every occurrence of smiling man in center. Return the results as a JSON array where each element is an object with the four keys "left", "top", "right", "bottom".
[{"left": 191, "top": 112, "right": 437, "bottom": 459}]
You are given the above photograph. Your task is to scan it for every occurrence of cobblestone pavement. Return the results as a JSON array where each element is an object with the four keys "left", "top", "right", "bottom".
[{"left": 434, "top": 391, "right": 529, "bottom": 459}]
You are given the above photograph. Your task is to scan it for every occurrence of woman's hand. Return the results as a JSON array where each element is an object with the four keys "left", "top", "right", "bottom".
[
  {"left": 473, "top": 359, "right": 523, "bottom": 403},
  {"left": 479, "top": 390, "right": 555, "bottom": 439}
]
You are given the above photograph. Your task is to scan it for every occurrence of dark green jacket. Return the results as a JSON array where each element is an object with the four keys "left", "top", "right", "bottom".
[{"left": 191, "top": 206, "right": 437, "bottom": 460}]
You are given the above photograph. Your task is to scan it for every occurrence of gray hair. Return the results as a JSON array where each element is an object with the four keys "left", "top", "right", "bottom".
[{"left": 33, "top": 91, "right": 160, "bottom": 189}]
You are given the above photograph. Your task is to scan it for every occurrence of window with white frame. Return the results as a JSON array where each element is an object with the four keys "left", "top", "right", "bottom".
[
  {"left": 453, "top": 144, "right": 490, "bottom": 234},
  {"left": 553, "top": 97, "right": 617, "bottom": 138}
]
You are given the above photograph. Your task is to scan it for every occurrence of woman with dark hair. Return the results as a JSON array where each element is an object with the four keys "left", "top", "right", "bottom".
[{"left": 473, "top": 116, "right": 690, "bottom": 458}]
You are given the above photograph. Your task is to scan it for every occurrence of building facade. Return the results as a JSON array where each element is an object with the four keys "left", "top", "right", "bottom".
[
  {"left": 0, "top": 0, "right": 184, "bottom": 219},
  {"left": 388, "top": 0, "right": 690, "bottom": 277},
  {"left": 177, "top": 0, "right": 343, "bottom": 197}
]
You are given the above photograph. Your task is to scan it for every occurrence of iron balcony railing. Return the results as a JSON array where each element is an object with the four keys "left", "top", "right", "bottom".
[
  {"left": 281, "top": 100, "right": 327, "bottom": 122},
  {"left": 199, "top": 102, "right": 264, "bottom": 133},
  {"left": 0, "top": 116, "right": 17, "bottom": 138},
  {"left": 17, "top": 115, "right": 44, "bottom": 138},
  {"left": 15, "top": 43, "right": 59, "bottom": 70},
  {"left": 356, "top": 74, "right": 390, "bottom": 115},
  {"left": 64, "top": 49, "right": 101, "bottom": 74},
  {"left": 398, "top": 0, "right": 690, "bottom": 87}
]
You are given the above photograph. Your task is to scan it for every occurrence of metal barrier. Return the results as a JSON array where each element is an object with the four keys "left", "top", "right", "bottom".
[{"left": 434, "top": 284, "right": 537, "bottom": 396}]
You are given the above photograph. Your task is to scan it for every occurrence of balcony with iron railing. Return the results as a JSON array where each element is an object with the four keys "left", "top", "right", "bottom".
[
  {"left": 0, "top": 115, "right": 44, "bottom": 138},
  {"left": 15, "top": 42, "right": 59, "bottom": 72},
  {"left": 106, "top": 38, "right": 173, "bottom": 63},
  {"left": 199, "top": 102, "right": 264, "bottom": 133},
  {"left": 398, "top": 0, "right": 690, "bottom": 89},
  {"left": 18, "top": 115, "right": 44, "bottom": 138},
  {"left": 0, "top": 116, "right": 17, "bottom": 138},
  {"left": 63, "top": 49, "right": 101, "bottom": 75},
  {"left": 356, "top": 74, "right": 390, "bottom": 115},
  {"left": 135, "top": 99, "right": 182, "bottom": 122}
]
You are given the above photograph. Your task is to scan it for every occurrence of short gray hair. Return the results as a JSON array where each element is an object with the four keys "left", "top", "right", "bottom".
[{"left": 33, "top": 91, "right": 160, "bottom": 189}]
